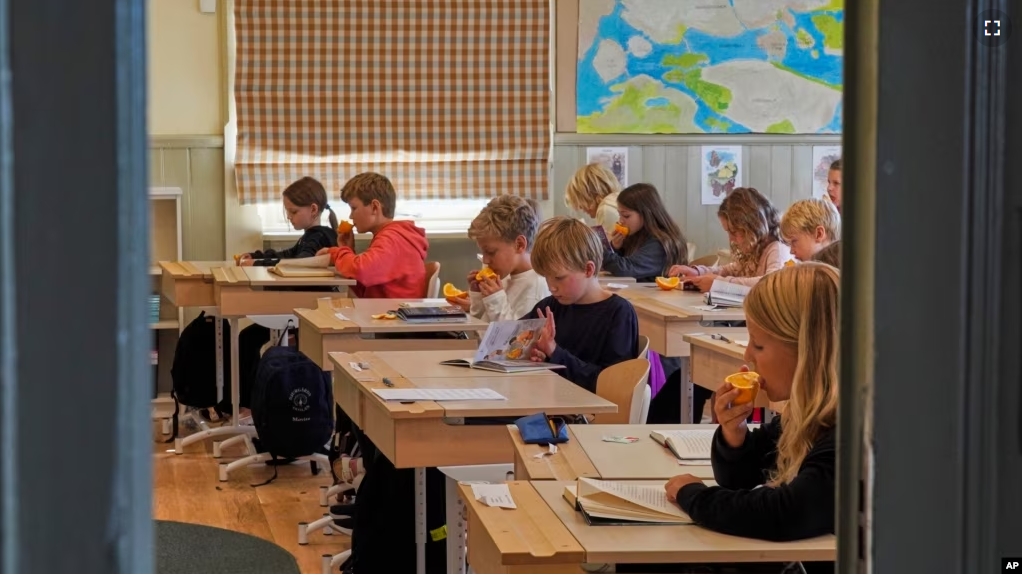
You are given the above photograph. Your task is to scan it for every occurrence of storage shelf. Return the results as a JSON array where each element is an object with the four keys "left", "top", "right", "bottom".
[{"left": 150, "top": 266, "right": 161, "bottom": 275}]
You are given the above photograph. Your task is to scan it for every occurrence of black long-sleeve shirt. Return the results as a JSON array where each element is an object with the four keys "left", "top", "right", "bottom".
[
  {"left": 676, "top": 418, "right": 836, "bottom": 542},
  {"left": 250, "top": 225, "right": 337, "bottom": 266},
  {"left": 602, "top": 235, "right": 667, "bottom": 282},
  {"left": 521, "top": 294, "right": 638, "bottom": 393}
]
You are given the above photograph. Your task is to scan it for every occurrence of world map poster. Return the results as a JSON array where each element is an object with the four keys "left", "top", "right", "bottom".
[{"left": 577, "top": 0, "right": 844, "bottom": 134}]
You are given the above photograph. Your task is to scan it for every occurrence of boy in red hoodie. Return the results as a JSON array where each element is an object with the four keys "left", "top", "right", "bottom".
[{"left": 316, "top": 172, "right": 428, "bottom": 298}]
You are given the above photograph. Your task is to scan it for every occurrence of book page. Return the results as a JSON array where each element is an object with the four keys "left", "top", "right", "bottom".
[
  {"left": 655, "top": 429, "right": 715, "bottom": 459},
  {"left": 583, "top": 478, "right": 687, "bottom": 518},
  {"left": 470, "top": 484, "right": 517, "bottom": 509},
  {"left": 474, "top": 318, "right": 547, "bottom": 363},
  {"left": 371, "top": 388, "right": 507, "bottom": 402}
]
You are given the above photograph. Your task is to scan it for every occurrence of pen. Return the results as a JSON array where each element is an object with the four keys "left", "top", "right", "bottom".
[{"left": 382, "top": 377, "right": 394, "bottom": 387}]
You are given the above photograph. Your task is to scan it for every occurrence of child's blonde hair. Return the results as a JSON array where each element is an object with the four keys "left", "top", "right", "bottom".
[
  {"left": 340, "top": 172, "right": 397, "bottom": 218},
  {"left": 780, "top": 198, "right": 841, "bottom": 242},
  {"left": 743, "top": 263, "right": 839, "bottom": 486},
  {"left": 531, "top": 216, "right": 604, "bottom": 276},
  {"left": 564, "top": 163, "right": 621, "bottom": 213},
  {"left": 467, "top": 195, "right": 540, "bottom": 248},
  {"left": 718, "top": 187, "right": 781, "bottom": 273}
]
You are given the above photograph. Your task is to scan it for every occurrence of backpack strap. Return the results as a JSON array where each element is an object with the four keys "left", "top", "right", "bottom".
[{"left": 250, "top": 454, "right": 280, "bottom": 487}]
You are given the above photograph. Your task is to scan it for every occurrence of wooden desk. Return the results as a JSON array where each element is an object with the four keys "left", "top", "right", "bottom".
[
  {"left": 213, "top": 266, "right": 354, "bottom": 316},
  {"left": 330, "top": 351, "right": 617, "bottom": 574},
  {"left": 461, "top": 480, "right": 835, "bottom": 571},
  {"left": 620, "top": 287, "right": 746, "bottom": 357},
  {"left": 534, "top": 480, "right": 835, "bottom": 565},
  {"left": 295, "top": 298, "right": 486, "bottom": 370},
  {"left": 510, "top": 424, "right": 715, "bottom": 481},
  {"left": 569, "top": 424, "right": 716, "bottom": 480},
  {"left": 685, "top": 334, "right": 778, "bottom": 411},
  {"left": 160, "top": 260, "right": 232, "bottom": 307}
]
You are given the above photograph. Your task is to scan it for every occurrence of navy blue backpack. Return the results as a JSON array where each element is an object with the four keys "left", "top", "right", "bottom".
[{"left": 250, "top": 332, "right": 334, "bottom": 465}]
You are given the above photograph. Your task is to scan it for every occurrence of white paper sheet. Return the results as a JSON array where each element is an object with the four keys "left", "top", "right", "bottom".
[
  {"left": 470, "top": 484, "right": 517, "bottom": 509},
  {"left": 371, "top": 388, "right": 507, "bottom": 402}
]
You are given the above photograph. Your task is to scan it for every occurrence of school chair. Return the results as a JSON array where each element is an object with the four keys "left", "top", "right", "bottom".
[
  {"left": 690, "top": 253, "right": 720, "bottom": 268},
  {"left": 594, "top": 358, "right": 651, "bottom": 424},
  {"left": 424, "top": 261, "right": 441, "bottom": 298},
  {"left": 686, "top": 242, "right": 696, "bottom": 262},
  {"left": 637, "top": 335, "right": 650, "bottom": 359}
]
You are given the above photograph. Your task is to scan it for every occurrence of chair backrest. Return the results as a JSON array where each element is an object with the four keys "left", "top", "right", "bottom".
[
  {"left": 637, "top": 335, "right": 650, "bottom": 360},
  {"left": 690, "top": 253, "right": 719, "bottom": 268},
  {"left": 423, "top": 261, "right": 441, "bottom": 298},
  {"left": 686, "top": 242, "right": 696, "bottom": 263},
  {"left": 595, "top": 359, "right": 650, "bottom": 424}
]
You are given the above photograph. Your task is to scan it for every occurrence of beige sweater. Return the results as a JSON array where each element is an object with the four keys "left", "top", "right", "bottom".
[{"left": 694, "top": 240, "right": 793, "bottom": 287}]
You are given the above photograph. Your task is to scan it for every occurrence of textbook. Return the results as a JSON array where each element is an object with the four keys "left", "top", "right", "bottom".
[
  {"left": 439, "top": 318, "right": 565, "bottom": 373},
  {"left": 268, "top": 254, "right": 336, "bottom": 277},
  {"left": 649, "top": 429, "right": 716, "bottom": 461},
  {"left": 393, "top": 306, "right": 469, "bottom": 324},
  {"left": 705, "top": 279, "right": 751, "bottom": 308},
  {"left": 563, "top": 477, "right": 693, "bottom": 526}
]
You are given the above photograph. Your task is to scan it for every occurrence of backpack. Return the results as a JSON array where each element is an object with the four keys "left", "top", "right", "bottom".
[
  {"left": 170, "top": 311, "right": 232, "bottom": 410},
  {"left": 250, "top": 334, "right": 334, "bottom": 461}
]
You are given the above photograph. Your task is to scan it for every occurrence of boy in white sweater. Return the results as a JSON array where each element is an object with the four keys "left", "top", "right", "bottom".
[{"left": 448, "top": 195, "right": 550, "bottom": 321}]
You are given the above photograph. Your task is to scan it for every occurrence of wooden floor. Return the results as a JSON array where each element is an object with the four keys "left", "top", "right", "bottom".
[{"left": 152, "top": 423, "right": 349, "bottom": 574}]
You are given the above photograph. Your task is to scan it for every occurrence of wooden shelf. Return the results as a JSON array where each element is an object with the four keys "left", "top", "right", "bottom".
[
  {"left": 150, "top": 319, "right": 180, "bottom": 331},
  {"left": 150, "top": 265, "right": 161, "bottom": 275}
]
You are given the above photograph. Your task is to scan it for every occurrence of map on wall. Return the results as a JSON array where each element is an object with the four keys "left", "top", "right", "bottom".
[{"left": 577, "top": 0, "right": 844, "bottom": 134}]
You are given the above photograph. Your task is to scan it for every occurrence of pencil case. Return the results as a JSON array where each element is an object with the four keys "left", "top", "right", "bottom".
[{"left": 515, "top": 412, "right": 569, "bottom": 445}]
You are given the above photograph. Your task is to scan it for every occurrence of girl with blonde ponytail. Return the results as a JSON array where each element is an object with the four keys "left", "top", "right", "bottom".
[{"left": 664, "top": 263, "right": 839, "bottom": 547}]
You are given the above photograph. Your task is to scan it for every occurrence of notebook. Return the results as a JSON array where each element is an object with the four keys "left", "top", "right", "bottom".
[
  {"left": 705, "top": 279, "right": 751, "bottom": 308},
  {"left": 393, "top": 306, "right": 468, "bottom": 324},
  {"left": 563, "top": 477, "right": 693, "bottom": 526},
  {"left": 439, "top": 318, "right": 566, "bottom": 373},
  {"left": 649, "top": 429, "right": 715, "bottom": 461}
]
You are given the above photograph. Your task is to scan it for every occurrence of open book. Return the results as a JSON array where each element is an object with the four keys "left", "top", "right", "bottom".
[
  {"left": 439, "top": 318, "right": 565, "bottom": 373},
  {"left": 268, "top": 254, "right": 336, "bottom": 277},
  {"left": 649, "top": 429, "right": 716, "bottom": 461},
  {"left": 705, "top": 279, "right": 751, "bottom": 308},
  {"left": 563, "top": 478, "right": 692, "bottom": 526}
]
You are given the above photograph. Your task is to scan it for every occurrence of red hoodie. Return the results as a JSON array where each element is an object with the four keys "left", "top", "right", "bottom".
[{"left": 328, "top": 220, "right": 429, "bottom": 299}]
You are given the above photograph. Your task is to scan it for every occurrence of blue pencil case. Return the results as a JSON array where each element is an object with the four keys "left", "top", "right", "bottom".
[{"left": 515, "top": 412, "right": 569, "bottom": 445}]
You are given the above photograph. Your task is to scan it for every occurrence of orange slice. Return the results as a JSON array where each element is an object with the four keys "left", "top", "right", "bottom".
[
  {"left": 614, "top": 223, "right": 629, "bottom": 236},
  {"left": 475, "top": 266, "right": 497, "bottom": 281},
  {"left": 654, "top": 276, "right": 680, "bottom": 290},
  {"left": 442, "top": 282, "right": 467, "bottom": 298},
  {"left": 725, "top": 372, "right": 760, "bottom": 405},
  {"left": 785, "top": 260, "right": 796, "bottom": 267},
  {"left": 371, "top": 313, "right": 397, "bottom": 320},
  {"left": 233, "top": 254, "right": 242, "bottom": 265},
  {"left": 337, "top": 220, "right": 353, "bottom": 234}
]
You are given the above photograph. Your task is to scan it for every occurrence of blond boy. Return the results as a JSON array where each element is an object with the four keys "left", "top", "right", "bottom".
[
  {"left": 450, "top": 195, "right": 550, "bottom": 321},
  {"left": 523, "top": 217, "right": 638, "bottom": 392},
  {"left": 780, "top": 197, "right": 841, "bottom": 262},
  {"left": 564, "top": 163, "right": 621, "bottom": 235}
]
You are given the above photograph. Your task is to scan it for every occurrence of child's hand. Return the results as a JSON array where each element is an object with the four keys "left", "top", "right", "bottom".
[
  {"left": 338, "top": 229, "right": 355, "bottom": 248},
  {"left": 714, "top": 366, "right": 755, "bottom": 448},
  {"left": 664, "top": 474, "right": 704, "bottom": 503},
  {"left": 609, "top": 230, "right": 625, "bottom": 250},
  {"left": 692, "top": 274, "right": 718, "bottom": 292},
  {"left": 668, "top": 264, "right": 699, "bottom": 278},
  {"left": 239, "top": 257, "right": 254, "bottom": 267},
  {"left": 316, "top": 247, "right": 332, "bottom": 257},
  {"left": 466, "top": 270, "right": 482, "bottom": 292},
  {"left": 478, "top": 276, "right": 503, "bottom": 297},
  {"left": 446, "top": 295, "right": 470, "bottom": 313},
  {"left": 530, "top": 307, "right": 557, "bottom": 361}
]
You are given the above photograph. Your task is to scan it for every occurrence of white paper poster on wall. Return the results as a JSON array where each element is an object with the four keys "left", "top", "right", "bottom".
[
  {"left": 701, "top": 146, "right": 742, "bottom": 205},
  {"left": 812, "top": 146, "right": 842, "bottom": 199},
  {"left": 586, "top": 147, "right": 628, "bottom": 188}
]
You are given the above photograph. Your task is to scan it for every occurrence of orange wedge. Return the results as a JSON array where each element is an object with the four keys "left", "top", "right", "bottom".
[
  {"left": 725, "top": 371, "right": 761, "bottom": 405},
  {"left": 785, "top": 260, "right": 796, "bottom": 267},
  {"left": 443, "top": 282, "right": 467, "bottom": 298},
  {"left": 233, "top": 254, "right": 242, "bottom": 265},
  {"left": 614, "top": 223, "right": 629, "bottom": 236},
  {"left": 371, "top": 313, "right": 397, "bottom": 320},
  {"left": 655, "top": 276, "right": 680, "bottom": 291},
  {"left": 475, "top": 266, "right": 497, "bottom": 281},
  {"left": 337, "top": 220, "right": 353, "bottom": 234}
]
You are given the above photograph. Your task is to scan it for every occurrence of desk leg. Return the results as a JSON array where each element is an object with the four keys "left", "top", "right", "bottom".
[
  {"left": 680, "top": 357, "right": 693, "bottom": 424},
  {"left": 415, "top": 467, "right": 427, "bottom": 574},
  {"left": 216, "top": 315, "right": 225, "bottom": 403},
  {"left": 445, "top": 475, "right": 467, "bottom": 574}
]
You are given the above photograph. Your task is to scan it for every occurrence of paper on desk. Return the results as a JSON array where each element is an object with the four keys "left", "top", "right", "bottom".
[
  {"left": 693, "top": 305, "right": 722, "bottom": 312},
  {"left": 470, "top": 483, "right": 517, "bottom": 509},
  {"left": 678, "top": 459, "right": 712, "bottom": 466},
  {"left": 371, "top": 388, "right": 507, "bottom": 402},
  {"left": 605, "top": 283, "right": 629, "bottom": 290},
  {"left": 532, "top": 443, "right": 558, "bottom": 459},
  {"left": 733, "top": 339, "right": 749, "bottom": 347},
  {"left": 334, "top": 312, "right": 350, "bottom": 321}
]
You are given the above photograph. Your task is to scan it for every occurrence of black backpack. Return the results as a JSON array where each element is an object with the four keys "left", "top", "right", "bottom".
[
  {"left": 170, "top": 311, "right": 232, "bottom": 410},
  {"left": 250, "top": 335, "right": 334, "bottom": 462}
]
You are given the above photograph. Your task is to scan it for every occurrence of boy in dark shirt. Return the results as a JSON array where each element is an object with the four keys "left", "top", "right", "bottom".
[{"left": 524, "top": 216, "right": 638, "bottom": 393}]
